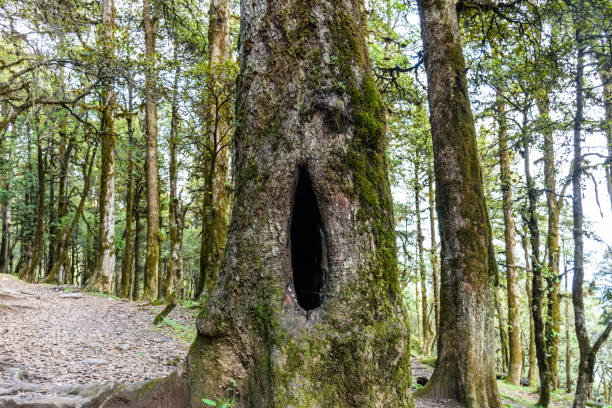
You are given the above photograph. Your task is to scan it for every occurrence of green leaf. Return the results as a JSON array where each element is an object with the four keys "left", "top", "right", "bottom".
[{"left": 201, "top": 399, "right": 217, "bottom": 406}]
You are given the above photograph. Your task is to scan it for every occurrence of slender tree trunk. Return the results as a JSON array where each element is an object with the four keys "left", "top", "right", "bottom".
[
  {"left": 45, "top": 147, "right": 97, "bottom": 283},
  {"left": 521, "top": 232, "right": 537, "bottom": 384},
  {"left": 195, "top": 0, "right": 231, "bottom": 299},
  {"left": 497, "top": 88, "right": 521, "bottom": 385},
  {"left": 597, "top": 30, "right": 612, "bottom": 209},
  {"left": 494, "top": 285, "right": 509, "bottom": 373},
  {"left": 565, "top": 265, "right": 572, "bottom": 393},
  {"left": 415, "top": 0, "right": 501, "bottom": 405},
  {"left": 132, "top": 183, "right": 142, "bottom": 300},
  {"left": 102, "top": 1, "right": 412, "bottom": 406},
  {"left": 120, "top": 89, "right": 135, "bottom": 299},
  {"left": 88, "top": 0, "right": 116, "bottom": 293},
  {"left": 165, "top": 46, "right": 182, "bottom": 300},
  {"left": 538, "top": 93, "right": 562, "bottom": 390},
  {"left": 0, "top": 181, "right": 9, "bottom": 274},
  {"left": 427, "top": 166, "right": 440, "bottom": 344},
  {"left": 572, "top": 16, "right": 612, "bottom": 408},
  {"left": 414, "top": 159, "right": 429, "bottom": 354},
  {"left": 142, "top": 0, "right": 161, "bottom": 301},
  {"left": 18, "top": 127, "right": 45, "bottom": 283},
  {"left": 522, "top": 106, "right": 552, "bottom": 407}
]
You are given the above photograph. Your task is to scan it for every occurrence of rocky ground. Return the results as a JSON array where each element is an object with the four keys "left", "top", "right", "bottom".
[{"left": 0, "top": 274, "right": 195, "bottom": 407}]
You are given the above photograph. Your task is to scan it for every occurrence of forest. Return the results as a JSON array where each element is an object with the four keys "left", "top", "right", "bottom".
[{"left": 0, "top": 0, "right": 611, "bottom": 407}]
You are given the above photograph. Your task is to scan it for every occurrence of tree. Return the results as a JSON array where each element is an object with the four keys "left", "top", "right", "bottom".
[
  {"left": 142, "top": 0, "right": 161, "bottom": 301},
  {"left": 88, "top": 0, "right": 117, "bottom": 293},
  {"left": 571, "top": 4, "right": 612, "bottom": 406},
  {"left": 102, "top": 0, "right": 412, "bottom": 406},
  {"left": 414, "top": 0, "right": 501, "bottom": 405}
]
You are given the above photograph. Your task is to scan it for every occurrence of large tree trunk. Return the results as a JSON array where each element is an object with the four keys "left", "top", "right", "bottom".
[
  {"left": 572, "top": 16, "right": 612, "bottom": 408},
  {"left": 142, "top": 0, "right": 161, "bottom": 301},
  {"left": 497, "top": 88, "right": 521, "bottom": 385},
  {"left": 102, "top": 1, "right": 412, "bottom": 406},
  {"left": 414, "top": 0, "right": 501, "bottom": 405},
  {"left": 88, "top": 0, "right": 116, "bottom": 293},
  {"left": 195, "top": 0, "right": 231, "bottom": 299}
]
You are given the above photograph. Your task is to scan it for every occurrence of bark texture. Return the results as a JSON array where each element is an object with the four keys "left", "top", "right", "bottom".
[
  {"left": 195, "top": 0, "right": 231, "bottom": 299},
  {"left": 162, "top": 1, "right": 412, "bottom": 406},
  {"left": 142, "top": 0, "right": 160, "bottom": 301},
  {"left": 572, "top": 16, "right": 612, "bottom": 408},
  {"left": 89, "top": 0, "right": 116, "bottom": 293},
  {"left": 415, "top": 0, "right": 501, "bottom": 405},
  {"left": 497, "top": 89, "right": 521, "bottom": 385},
  {"left": 427, "top": 168, "right": 440, "bottom": 342}
]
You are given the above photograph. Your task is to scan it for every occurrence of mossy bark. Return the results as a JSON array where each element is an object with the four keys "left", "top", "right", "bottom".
[
  {"left": 142, "top": 0, "right": 160, "bottom": 301},
  {"left": 120, "top": 90, "right": 135, "bottom": 299},
  {"left": 118, "top": 1, "right": 412, "bottom": 407},
  {"left": 88, "top": 0, "right": 116, "bottom": 293},
  {"left": 415, "top": 0, "right": 501, "bottom": 406},
  {"left": 427, "top": 168, "right": 440, "bottom": 343},
  {"left": 195, "top": 0, "right": 231, "bottom": 300},
  {"left": 497, "top": 87, "right": 521, "bottom": 386}
]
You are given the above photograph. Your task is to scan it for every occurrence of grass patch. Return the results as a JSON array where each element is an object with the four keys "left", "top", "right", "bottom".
[{"left": 155, "top": 317, "right": 196, "bottom": 345}]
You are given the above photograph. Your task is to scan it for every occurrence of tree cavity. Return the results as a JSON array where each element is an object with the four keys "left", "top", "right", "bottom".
[{"left": 290, "top": 167, "right": 327, "bottom": 311}]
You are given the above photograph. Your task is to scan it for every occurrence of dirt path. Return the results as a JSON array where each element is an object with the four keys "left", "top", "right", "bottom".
[{"left": 0, "top": 274, "right": 195, "bottom": 406}]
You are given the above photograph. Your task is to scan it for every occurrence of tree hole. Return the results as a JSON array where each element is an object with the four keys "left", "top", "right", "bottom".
[{"left": 291, "top": 168, "right": 327, "bottom": 311}]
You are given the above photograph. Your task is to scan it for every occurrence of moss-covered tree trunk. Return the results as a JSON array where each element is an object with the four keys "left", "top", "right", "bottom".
[
  {"left": 522, "top": 106, "right": 552, "bottom": 407},
  {"left": 0, "top": 181, "right": 9, "bottom": 274},
  {"left": 120, "top": 87, "right": 135, "bottom": 299},
  {"left": 165, "top": 52, "right": 182, "bottom": 300},
  {"left": 572, "top": 15, "right": 612, "bottom": 408},
  {"left": 427, "top": 166, "right": 440, "bottom": 344},
  {"left": 102, "top": 1, "right": 412, "bottom": 407},
  {"left": 142, "top": 0, "right": 160, "bottom": 301},
  {"left": 195, "top": 0, "right": 231, "bottom": 299},
  {"left": 497, "top": 88, "right": 521, "bottom": 385},
  {"left": 414, "top": 159, "right": 430, "bottom": 354},
  {"left": 414, "top": 0, "right": 501, "bottom": 406},
  {"left": 88, "top": 0, "right": 116, "bottom": 293}
]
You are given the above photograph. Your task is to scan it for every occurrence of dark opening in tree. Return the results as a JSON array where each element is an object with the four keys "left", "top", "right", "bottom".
[{"left": 291, "top": 168, "right": 326, "bottom": 311}]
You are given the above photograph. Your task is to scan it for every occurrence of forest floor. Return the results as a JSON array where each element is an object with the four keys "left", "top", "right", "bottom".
[
  {"left": 0, "top": 273, "right": 196, "bottom": 406},
  {"left": 0, "top": 273, "right": 582, "bottom": 407}
]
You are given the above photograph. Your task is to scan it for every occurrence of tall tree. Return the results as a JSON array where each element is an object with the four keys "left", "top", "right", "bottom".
[
  {"left": 102, "top": 0, "right": 412, "bottom": 405},
  {"left": 142, "top": 0, "right": 161, "bottom": 301},
  {"left": 195, "top": 0, "right": 231, "bottom": 299},
  {"left": 571, "top": 8, "right": 612, "bottom": 406},
  {"left": 414, "top": 0, "right": 501, "bottom": 405},
  {"left": 497, "top": 87, "right": 521, "bottom": 385},
  {"left": 88, "top": 0, "right": 116, "bottom": 292}
]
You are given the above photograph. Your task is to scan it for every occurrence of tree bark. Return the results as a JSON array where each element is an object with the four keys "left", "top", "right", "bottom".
[
  {"left": 414, "top": 0, "right": 501, "bottom": 405},
  {"left": 132, "top": 184, "right": 142, "bottom": 300},
  {"left": 102, "top": 1, "right": 412, "bottom": 406},
  {"left": 537, "top": 93, "right": 562, "bottom": 391},
  {"left": 142, "top": 0, "right": 160, "bottom": 301},
  {"left": 165, "top": 46, "right": 183, "bottom": 300},
  {"left": 414, "top": 159, "right": 430, "bottom": 354},
  {"left": 522, "top": 105, "right": 553, "bottom": 407},
  {"left": 45, "top": 146, "right": 97, "bottom": 283},
  {"left": 88, "top": 0, "right": 116, "bottom": 293},
  {"left": 18, "top": 124, "right": 45, "bottom": 283},
  {"left": 572, "top": 15, "right": 612, "bottom": 408},
  {"left": 427, "top": 166, "right": 440, "bottom": 344},
  {"left": 0, "top": 180, "right": 10, "bottom": 274},
  {"left": 120, "top": 88, "right": 136, "bottom": 299},
  {"left": 497, "top": 88, "right": 521, "bottom": 385},
  {"left": 195, "top": 0, "right": 231, "bottom": 299}
]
